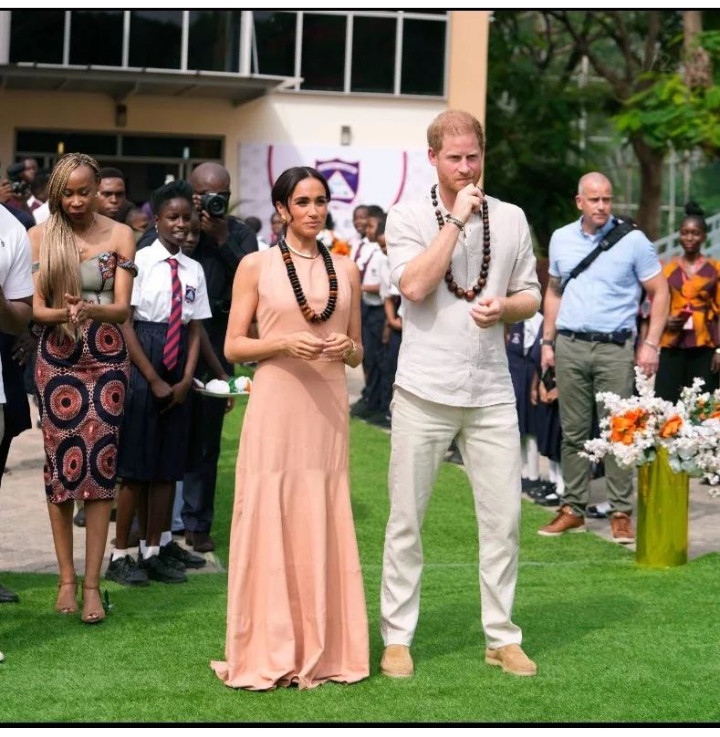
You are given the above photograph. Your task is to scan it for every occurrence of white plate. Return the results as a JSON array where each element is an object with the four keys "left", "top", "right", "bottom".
[{"left": 193, "top": 387, "right": 250, "bottom": 399}]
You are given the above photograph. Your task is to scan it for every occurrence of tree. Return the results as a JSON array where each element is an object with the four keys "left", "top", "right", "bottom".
[
  {"left": 485, "top": 12, "right": 594, "bottom": 253},
  {"left": 549, "top": 11, "right": 689, "bottom": 240}
]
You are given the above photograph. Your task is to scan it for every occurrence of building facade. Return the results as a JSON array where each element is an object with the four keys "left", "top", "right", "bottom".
[{"left": 0, "top": 10, "right": 488, "bottom": 234}]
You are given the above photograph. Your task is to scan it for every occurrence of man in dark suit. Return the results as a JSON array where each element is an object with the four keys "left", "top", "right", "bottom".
[{"left": 138, "top": 163, "right": 258, "bottom": 552}]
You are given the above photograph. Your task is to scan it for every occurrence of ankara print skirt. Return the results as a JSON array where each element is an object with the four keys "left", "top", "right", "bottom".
[{"left": 35, "top": 321, "right": 130, "bottom": 504}]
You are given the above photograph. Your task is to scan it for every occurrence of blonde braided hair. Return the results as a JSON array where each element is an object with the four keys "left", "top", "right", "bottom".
[{"left": 39, "top": 153, "right": 100, "bottom": 342}]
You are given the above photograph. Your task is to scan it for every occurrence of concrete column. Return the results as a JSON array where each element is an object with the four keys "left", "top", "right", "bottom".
[
  {"left": 0, "top": 11, "right": 11, "bottom": 64},
  {"left": 447, "top": 11, "right": 490, "bottom": 130}
]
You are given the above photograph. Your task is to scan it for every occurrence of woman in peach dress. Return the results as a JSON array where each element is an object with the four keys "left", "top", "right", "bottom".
[{"left": 211, "top": 167, "right": 369, "bottom": 690}]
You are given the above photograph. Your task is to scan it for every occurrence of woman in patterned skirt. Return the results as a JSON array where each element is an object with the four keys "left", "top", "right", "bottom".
[{"left": 29, "top": 153, "right": 136, "bottom": 623}]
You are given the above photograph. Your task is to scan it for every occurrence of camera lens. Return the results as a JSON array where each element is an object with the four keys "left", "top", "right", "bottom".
[{"left": 200, "top": 193, "right": 228, "bottom": 217}]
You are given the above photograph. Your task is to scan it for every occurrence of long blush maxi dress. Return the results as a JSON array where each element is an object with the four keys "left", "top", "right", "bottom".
[{"left": 211, "top": 246, "right": 370, "bottom": 690}]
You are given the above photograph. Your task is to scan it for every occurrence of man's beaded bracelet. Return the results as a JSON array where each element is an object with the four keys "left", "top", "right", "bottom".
[{"left": 445, "top": 214, "right": 465, "bottom": 232}]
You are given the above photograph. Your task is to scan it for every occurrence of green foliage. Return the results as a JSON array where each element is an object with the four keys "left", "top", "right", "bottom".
[
  {"left": 485, "top": 12, "right": 593, "bottom": 255},
  {"left": 616, "top": 74, "right": 720, "bottom": 154},
  {"left": 0, "top": 409, "right": 719, "bottom": 721},
  {"left": 615, "top": 30, "right": 720, "bottom": 156}
]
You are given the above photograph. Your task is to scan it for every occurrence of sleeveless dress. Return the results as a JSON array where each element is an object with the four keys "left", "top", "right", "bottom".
[
  {"left": 35, "top": 252, "right": 135, "bottom": 504},
  {"left": 211, "top": 247, "right": 370, "bottom": 691}
]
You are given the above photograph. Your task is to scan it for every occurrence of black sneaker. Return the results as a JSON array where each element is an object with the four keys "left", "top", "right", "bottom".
[
  {"left": 535, "top": 492, "right": 562, "bottom": 507},
  {"left": 521, "top": 477, "right": 542, "bottom": 495},
  {"left": 140, "top": 554, "right": 187, "bottom": 584},
  {"left": 161, "top": 541, "right": 207, "bottom": 570},
  {"left": 73, "top": 507, "right": 86, "bottom": 528},
  {"left": 158, "top": 545, "right": 186, "bottom": 572},
  {"left": 105, "top": 555, "right": 150, "bottom": 587},
  {"left": 350, "top": 399, "right": 372, "bottom": 419}
]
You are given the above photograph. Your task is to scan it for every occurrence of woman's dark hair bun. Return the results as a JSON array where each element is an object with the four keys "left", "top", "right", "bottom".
[{"left": 684, "top": 200, "right": 705, "bottom": 218}]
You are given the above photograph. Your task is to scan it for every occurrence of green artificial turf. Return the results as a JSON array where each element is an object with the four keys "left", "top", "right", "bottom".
[{"left": 1, "top": 405, "right": 719, "bottom": 722}]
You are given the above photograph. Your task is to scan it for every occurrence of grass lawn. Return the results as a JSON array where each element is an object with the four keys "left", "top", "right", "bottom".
[{"left": 1, "top": 403, "right": 719, "bottom": 723}]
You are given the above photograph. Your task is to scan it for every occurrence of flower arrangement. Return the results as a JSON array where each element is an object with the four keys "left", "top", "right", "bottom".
[{"left": 582, "top": 367, "right": 720, "bottom": 495}]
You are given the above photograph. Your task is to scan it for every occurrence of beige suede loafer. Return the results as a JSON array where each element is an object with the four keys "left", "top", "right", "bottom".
[
  {"left": 380, "top": 644, "right": 414, "bottom": 678},
  {"left": 485, "top": 644, "right": 537, "bottom": 677}
]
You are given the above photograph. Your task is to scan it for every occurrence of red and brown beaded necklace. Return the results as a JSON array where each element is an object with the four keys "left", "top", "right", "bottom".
[
  {"left": 432, "top": 184, "right": 491, "bottom": 302},
  {"left": 279, "top": 237, "right": 338, "bottom": 322}
]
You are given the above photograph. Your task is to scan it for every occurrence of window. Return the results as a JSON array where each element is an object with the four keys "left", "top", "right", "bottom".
[
  {"left": 69, "top": 11, "right": 124, "bottom": 67},
  {"left": 253, "top": 12, "right": 296, "bottom": 77},
  {"left": 129, "top": 11, "right": 182, "bottom": 69},
  {"left": 122, "top": 135, "right": 222, "bottom": 160},
  {"left": 301, "top": 14, "right": 347, "bottom": 92},
  {"left": 16, "top": 131, "right": 117, "bottom": 157},
  {"left": 9, "top": 10, "right": 65, "bottom": 64},
  {"left": 401, "top": 19, "right": 446, "bottom": 96},
  {"left": 351, "top": 16, "right": 396, "bottom": 94},
  {"left": 188, "top": 11, "right": 242, "bottom": 73}
]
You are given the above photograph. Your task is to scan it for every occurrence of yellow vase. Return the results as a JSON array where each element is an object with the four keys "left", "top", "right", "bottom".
[{"left": 636, "top": 447, "right": 689, "bottom": 568}]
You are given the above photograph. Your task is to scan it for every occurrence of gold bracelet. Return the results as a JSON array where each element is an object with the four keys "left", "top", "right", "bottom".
[{"left": 343, "top": 339, "right": 357, "bottom": 359}]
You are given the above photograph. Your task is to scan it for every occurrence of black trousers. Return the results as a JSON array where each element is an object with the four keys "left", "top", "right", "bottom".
[
  {"left": 381, "top": 328, "right": 402, "bottom": 414},
  {"left": 654, "top": 346, "right": 719, "bottom": 404},
  {"left": 181, "top": 391, "right": 226, "bottom": 534},
  {"left": 361, "top": 304, "right": 386, "bottom": 412}
]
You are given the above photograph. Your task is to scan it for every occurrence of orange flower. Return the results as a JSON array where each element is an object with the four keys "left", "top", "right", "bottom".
[
  {"left": 610, "top": 409, "right": 648, "bottom": 445},
  {"left": 331, "top": 239, "right": 351, "bottom": 256},
  {"left": 710, "top": 409, "right": 720, "bottom": 419},
  {"left": 660, "top": 415, "right": 683, "bottom": 438}
]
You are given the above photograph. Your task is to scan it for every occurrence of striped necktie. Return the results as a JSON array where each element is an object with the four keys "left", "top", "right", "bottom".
[{"left": 162, "top": 257, "right": 182, "bottom": 371}]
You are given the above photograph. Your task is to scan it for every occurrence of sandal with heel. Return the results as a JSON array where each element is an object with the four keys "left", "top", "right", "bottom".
[
  {"left": 55, "top": 579, "right": 78, "bottom": 615},
  {"left": 81, "top": 585, "right": 106, "bottom": 625}
]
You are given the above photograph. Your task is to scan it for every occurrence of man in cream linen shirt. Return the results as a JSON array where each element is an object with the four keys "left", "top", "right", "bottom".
[{"left": 380, "top": 110, "right": 542, "bottom": 679}]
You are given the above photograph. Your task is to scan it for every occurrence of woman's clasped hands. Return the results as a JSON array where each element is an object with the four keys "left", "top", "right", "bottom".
[
  {"left": 284, "top": 331, "right": 353, "bottom": 361},
  {"left": 64, "top": 293, "right": 94, "bottom": 326}
]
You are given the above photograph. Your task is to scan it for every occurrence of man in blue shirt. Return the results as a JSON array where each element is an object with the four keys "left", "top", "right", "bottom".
[{"left": 538, "top": 172, "right": 669, "bottom": 541}]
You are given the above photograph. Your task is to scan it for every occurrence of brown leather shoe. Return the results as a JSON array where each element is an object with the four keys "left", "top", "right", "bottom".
[
  {"left": 610, "top": 512, "right": 635, "bottom": 544},
  {"left": 485, "top": 644, "right": 537, "bottom": 677},
  {"left": 192, "top": 532, "right": 215, "bottom": 553},
  {"left": 537, "top": 504, "right": 586, "bottom": 536},
  {"left": 380, "top": 645, "right": 414, "bottom": 678}
]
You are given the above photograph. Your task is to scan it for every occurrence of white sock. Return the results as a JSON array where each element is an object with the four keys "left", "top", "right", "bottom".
[
  {"left": 549, "top": 460, "right": 565, "bottom": 496},
  {"left": 139, "top": 539, "right": 147, "bottom": 558},
  {"left": 521, "top": 435, "right": 540, "bottom": 480},
  {"left": 160, "top": 531, "right": 172, "bottom": 547},
  {"left": 144, "top": 545, "right": 160, "bottom": 559},
  {"left": 111, "top": 548, "right": 129, "bottom": 562}
]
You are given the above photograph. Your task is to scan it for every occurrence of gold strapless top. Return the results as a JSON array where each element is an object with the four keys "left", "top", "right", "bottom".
[{"left": 33, "top": 251, "right": 138, "bottom": 306}]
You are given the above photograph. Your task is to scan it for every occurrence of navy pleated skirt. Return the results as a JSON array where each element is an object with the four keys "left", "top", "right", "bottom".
[{"left": 117, "top": 321, "right": 191, "bottom": 482}]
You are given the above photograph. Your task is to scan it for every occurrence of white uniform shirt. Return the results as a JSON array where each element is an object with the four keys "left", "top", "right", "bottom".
[
  {"left": 355, "top": 241, "right": 384, "bottom": 307},
  {"left": 0, "top": 205, "right": 34, "bottom": 403},
  {"left": 386, "top": 193, "right": 541, "bottom": 408},
  {"left": 33, "top": 201, "right": 50, "bottom": 225},
  {"left": 131, "top": 239, "right": 212, "bottom": 324}
]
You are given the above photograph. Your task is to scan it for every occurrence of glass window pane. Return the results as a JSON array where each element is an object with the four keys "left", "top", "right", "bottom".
[
  {"left": 401, "top": 19, "right": 446, "bottom": 96},
  {"left": 301, "top": 14, "right": 346, "bottom": 91},
  {"left": 351, "top": 16, "right": 395, "bottom": 94},
  {"left": 253, "top": 11, "right": 296, "bottom": 77},
  {"left": 122, "top": 135, "right": 222, "bottom": 160},
  {"left": 69, "top": 11, "right": 123, "bottom": 66},
  {"left": 188, "top": 11, "right": 241, "bottom": 73},
  {"left": 129, "top": 11, "right": 182, "bottom": 69},
  {"left": 16, "top": 130, "right": 117, "bottom": 157},
  {"left": 9, "top": 10, "right": 64, "bottom": 64}
]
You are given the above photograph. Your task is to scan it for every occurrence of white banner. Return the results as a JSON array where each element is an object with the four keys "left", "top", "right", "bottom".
[{"left": 236, "top": 142, "right": 436, "bottom": 241}]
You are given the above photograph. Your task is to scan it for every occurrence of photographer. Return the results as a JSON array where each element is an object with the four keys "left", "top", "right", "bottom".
[{"left": 138, "top": 163, "right": 258, "bottom": 552}]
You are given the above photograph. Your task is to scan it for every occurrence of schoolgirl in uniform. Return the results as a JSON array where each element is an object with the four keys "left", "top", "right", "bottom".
[{"left": 112, "top": 181, "right": 211, "bottom": 585}]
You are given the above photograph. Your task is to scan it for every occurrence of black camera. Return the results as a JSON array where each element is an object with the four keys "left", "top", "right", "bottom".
[
  {"left": 199, "top": 192, "right": 229, "bottom": 218},
  {"left": 7, "top": 162, "right": 30, "bottom": 198}
]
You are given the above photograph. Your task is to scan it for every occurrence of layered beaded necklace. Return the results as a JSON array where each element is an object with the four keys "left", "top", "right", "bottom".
[
  {"left": 431, "top": 184, "right": 491, "bottom": 302},
  {"left": 279, "top": 237, "right": 338, "bottom": 322}
]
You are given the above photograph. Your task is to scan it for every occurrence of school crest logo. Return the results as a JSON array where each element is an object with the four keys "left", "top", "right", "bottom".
[
  {"left": 185, "top": 285, "right": 196, "bottom": 303},
  {"left": 315, "top": 159, "right": 360, "bottom": 203}
]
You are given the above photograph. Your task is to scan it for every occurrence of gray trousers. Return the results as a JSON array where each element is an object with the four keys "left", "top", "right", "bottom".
[{"left": 554, "top": 333, "right": 635, "bottom": 515}]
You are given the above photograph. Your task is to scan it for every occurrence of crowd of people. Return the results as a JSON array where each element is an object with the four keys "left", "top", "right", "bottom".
[{"left": 0, "top": 107, "right": 717, "bottom": 685}]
